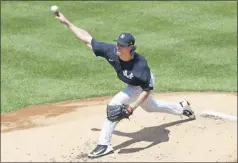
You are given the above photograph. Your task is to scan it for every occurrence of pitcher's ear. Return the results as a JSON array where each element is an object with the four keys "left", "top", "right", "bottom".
[
  {"left": 130, "top": 44, "right": 136, "bottom": 52},
  {"left": 133, "top": 44, "right": 137, "bottom": 51}
]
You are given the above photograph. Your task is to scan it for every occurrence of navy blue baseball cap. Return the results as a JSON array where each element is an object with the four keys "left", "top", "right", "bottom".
[{"left": 114, "top": 32, "right": 135, "bottom": 46}]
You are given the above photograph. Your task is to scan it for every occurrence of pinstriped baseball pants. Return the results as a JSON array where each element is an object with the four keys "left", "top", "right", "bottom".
[{"left": 98, "top": 73, "right": 183, "bottom": 146}]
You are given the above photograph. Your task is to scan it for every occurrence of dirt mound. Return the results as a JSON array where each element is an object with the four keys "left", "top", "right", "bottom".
[{"left": 1, "top": 92, "right": 237, "bottom": 162}]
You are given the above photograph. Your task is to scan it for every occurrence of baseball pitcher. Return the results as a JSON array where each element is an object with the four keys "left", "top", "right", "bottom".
[{"left": 54, "top": 11, "right": 195, "bottom": 159}]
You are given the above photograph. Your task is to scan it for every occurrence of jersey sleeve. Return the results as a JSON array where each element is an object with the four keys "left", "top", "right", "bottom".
[
  {"left": 139, "top": 66, "right": 154, "bottom": 91},
  {"left": 133, "top": 56, "right": 154, "bottom": 91},
  {"left": 91, "top": 38, "right": 112, "bottom": 58}
]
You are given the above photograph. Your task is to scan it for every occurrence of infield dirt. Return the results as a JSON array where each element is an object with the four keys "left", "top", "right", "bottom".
[{"left": 1, "top": 92, "right": 237, "bottom": 162}]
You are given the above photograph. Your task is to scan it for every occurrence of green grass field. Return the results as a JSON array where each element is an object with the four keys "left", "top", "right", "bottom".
[{"left": 1, "top": 1, "right": 237, "bottom": 113}]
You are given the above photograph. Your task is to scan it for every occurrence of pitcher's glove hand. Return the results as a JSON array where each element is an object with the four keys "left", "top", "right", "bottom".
[{"left": 107, "top": 104, "right": 133, "bottom": 122}]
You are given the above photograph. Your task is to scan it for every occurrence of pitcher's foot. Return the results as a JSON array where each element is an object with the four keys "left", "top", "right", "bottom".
[
  {"left": 88, "top": 144, "right": 114, "bottom": 158},
  {"left": 180, "top": 99, "right": 196, "bottom": 119}
]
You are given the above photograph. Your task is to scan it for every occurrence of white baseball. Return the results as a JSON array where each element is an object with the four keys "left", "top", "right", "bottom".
[{"left": 50, "top": 5, "right": 59, "bottom": 13}]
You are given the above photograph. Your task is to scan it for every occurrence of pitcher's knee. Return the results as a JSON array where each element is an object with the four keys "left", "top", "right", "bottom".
[
  {"left": 108, "top": 97, "right": 131, "bottom": 105},
  {"left": 108, "top": 100, "right": 122, "bottom": 105}
]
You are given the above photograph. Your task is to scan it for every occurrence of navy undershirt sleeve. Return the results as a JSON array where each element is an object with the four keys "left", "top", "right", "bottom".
[
  {"left": 138, "top": 67, "right": 154, "bottom": 91},
  {"left": 91, "top": 38, "right": 112, "bottom": 58}
]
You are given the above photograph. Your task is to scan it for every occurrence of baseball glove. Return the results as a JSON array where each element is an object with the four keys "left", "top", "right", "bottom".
[{"left": 107, "top": 104, "right": 133, "bottom": 122}]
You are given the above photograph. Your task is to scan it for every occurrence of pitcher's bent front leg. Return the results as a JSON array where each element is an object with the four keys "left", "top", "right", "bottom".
[{"left": 97, "top": 85, "right": 141, "bottom": 145}]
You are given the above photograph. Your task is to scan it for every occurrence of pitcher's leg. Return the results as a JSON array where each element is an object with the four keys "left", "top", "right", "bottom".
[
  {"left": 98, "top": 85, "right": 141, "bottom": 145},
  {"left": 88, "top": 85, "right": 142, "bottom": 158},
  {"left": 97, "top": 118, "right": 118, "bottom": 145},
  {"left": 139, "top": 72, "right": 184, "bottom": 115},
  {"left": 140, "top": 95, "right": 183, "bottom": 115}
]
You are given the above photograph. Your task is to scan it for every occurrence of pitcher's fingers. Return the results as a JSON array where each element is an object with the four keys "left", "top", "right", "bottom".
[
  {"left": 54, "top": 12, "right": 60, "bottom": 17},
  {"left": 55, "top": 14, "right": 60, "bottom": 18},
  {"left": 57, "top": 12, "right": 62, "bottom": 16}
]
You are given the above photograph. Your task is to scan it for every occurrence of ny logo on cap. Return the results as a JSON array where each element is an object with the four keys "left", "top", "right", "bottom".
[{"left": 120, "top": 34, "right": 125, "bottom": 39}]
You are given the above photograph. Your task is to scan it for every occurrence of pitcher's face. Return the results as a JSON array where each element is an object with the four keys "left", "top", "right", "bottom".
[{"left": 116, "top": 43, "right": 131, "bottom": 56}]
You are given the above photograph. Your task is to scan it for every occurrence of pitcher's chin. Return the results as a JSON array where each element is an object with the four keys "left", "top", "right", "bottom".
[{"left": 116, "top": 51, "right": 121, "bottom": 56}]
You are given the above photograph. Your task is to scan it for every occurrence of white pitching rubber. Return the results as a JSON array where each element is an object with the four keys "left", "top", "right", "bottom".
[{"left": 201, "top": 110, "right": 237, "bottom": 121}]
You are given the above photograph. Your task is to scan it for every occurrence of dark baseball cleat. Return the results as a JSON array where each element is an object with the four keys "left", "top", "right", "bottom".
[
  {"left": 88, "top": 145, "right": 114, "bottom": 158},
  {"left": 180, "top": 98, "right": 196, "bottom": 119}
]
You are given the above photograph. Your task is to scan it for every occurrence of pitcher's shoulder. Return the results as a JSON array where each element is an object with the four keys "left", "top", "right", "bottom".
[
  {"left": 134, "top": 53, "right": 149, "bottom": 66},
  {"left": 91, "top": 39, "right": 116, "bottom": 57},
  {"left": 133, "top": 53, "right": 151, "bottom": 78}
]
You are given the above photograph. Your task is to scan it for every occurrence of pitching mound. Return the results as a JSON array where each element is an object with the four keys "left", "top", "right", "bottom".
[{"left": 1, "top": 92, "right": 237, "bottom": 162}]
